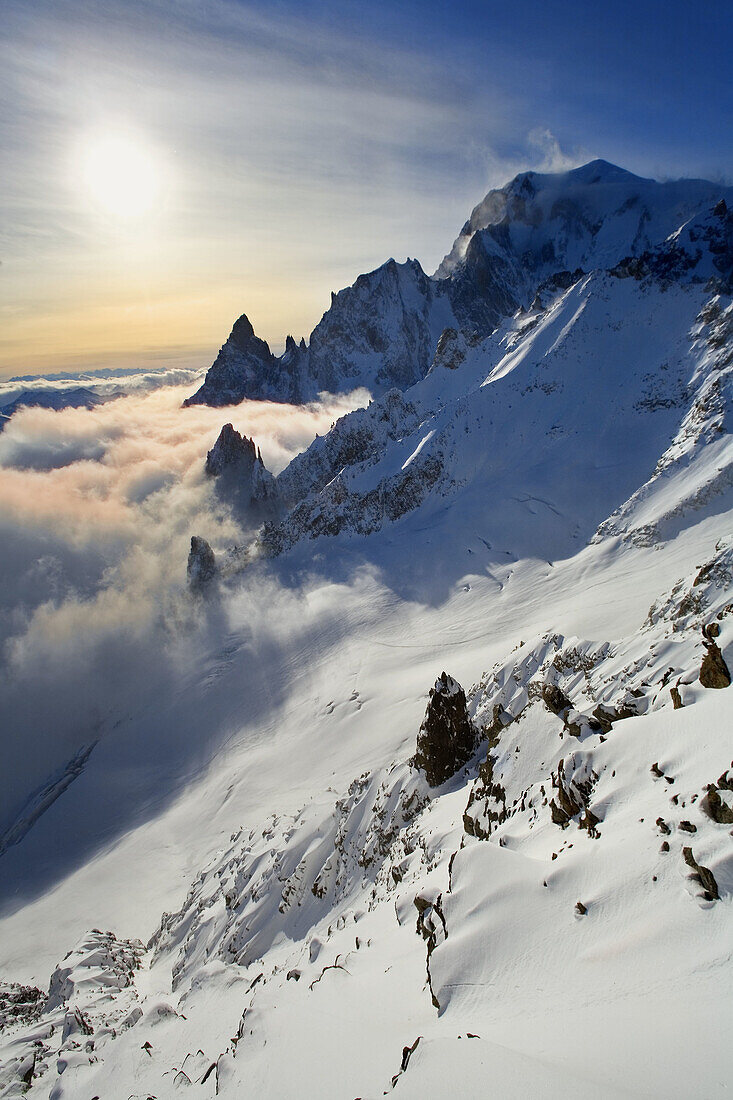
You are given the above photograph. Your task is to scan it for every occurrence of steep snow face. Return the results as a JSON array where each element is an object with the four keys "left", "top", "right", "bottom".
[
  {"left": 2, "top": 162, "right": 732, "bottom": 1100},
  {"left": 260, "top": 267, "right": 732, "bottom": 560},
  {"left": 1, "top": 546, "right": 730, "bottom": 1098}
]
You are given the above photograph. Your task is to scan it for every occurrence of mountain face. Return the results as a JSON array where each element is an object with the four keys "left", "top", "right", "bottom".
[
  {"left": 185, "top": 160, "right": 732, "bottom": 407},
  {"left": 185, "top": 258, "right": 457, "bottom": 406},
  {"left": 254, "top": 194, "right": 732, "bottom": 561},
  {"left": 2, "top": 162, "right": 732, "bottom": 1099}
]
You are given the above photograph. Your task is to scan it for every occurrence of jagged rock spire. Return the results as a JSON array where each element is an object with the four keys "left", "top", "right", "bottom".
[
  {"left": 187, "top": 536, "right": 217, "bottom": 590},
  {"left": 205, "top": 423, "right": 277, "bottom": 505},
  {"left": 414, "top": 672, "right": 476, "bottom": 787}
]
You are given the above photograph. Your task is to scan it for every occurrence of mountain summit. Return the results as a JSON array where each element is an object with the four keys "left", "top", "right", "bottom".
[{"left": 185, "top": 160, "right": 732, "bottom": 407}]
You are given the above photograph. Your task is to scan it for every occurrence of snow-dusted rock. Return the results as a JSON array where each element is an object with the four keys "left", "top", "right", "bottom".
[
  {"left": 187, "top": 535, "right": 217, "bottom": 589},
  {"left": 413, "top": 672, "right": 476, "bottom": 787},
  {"left": 184, "top": 313, "right": 280, "bottom": 407}
]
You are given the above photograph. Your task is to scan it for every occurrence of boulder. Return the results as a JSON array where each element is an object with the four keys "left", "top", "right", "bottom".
[
  {"left": 699, "top": 631, "right": 731, "bottom": 689},
  {"left": 414, "top": 672, "right": 476, "bottom": 787},
  {"left": 542, "top": 683, "right": 573, "bottom": 716},
  {"left": 682, "top": 847, "right": 719, "bottom": 901}
]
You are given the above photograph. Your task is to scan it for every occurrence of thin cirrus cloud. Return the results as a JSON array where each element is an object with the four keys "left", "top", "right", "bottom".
[
  {"left": 0, "top": 0, "right": 566, "bottom": 378},
  {"left": 3, "top": 0, "right": 731, "bottom": 379}
]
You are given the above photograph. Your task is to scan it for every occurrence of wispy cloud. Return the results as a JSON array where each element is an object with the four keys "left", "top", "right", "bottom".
[{"left": 0, "top": 0, "right": 525, "bottom": 374}]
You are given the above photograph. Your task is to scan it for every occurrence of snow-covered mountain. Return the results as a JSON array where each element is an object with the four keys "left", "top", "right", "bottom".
[
  {"left": 1, "top": 161, "right": 732, "bottom": 1099},
  {"left": 185, "top": 160, "right": 732, "bottom": 406}
]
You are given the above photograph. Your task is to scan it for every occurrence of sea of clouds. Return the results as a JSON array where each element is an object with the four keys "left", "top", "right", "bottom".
[{"left": 0, "top": 372, "right": 367, "bottom": 830}]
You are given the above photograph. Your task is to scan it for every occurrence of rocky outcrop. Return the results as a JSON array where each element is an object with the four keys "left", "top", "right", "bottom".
[
  {"left": 611, "top": 199, "right": 733, "bottom": 291},
  {"left": 463, "top": 753, "right": 507, "bottom": 839},
  {"left": 184, "top": 313, "right": 281, "bottom": 407},
  {"left": 306, "top": 258, "right": 454, "bottom": 395},
  {"left": 702, "top": 766, "right": 733, "bottom": 824},
  {"left": 187, "top": 536, "right": 217, "bottom": 590},
  {"left": 542, "top": 683, "right": 574, "bottom": 717},
  {"left": 0, "top": 983, "right": 44, "bottom": 1032},
  {"left": 274, "top": 389, "right": 421, "bottom": 509},
  {"left": 699, "top": 627, "right": 731, "bottom": 688},
  {"left": 549, "top": 755, "right": 600, "bottom": 836},
  {"left": 261, "top": 444, "right": 444, "bottom": 556},
  {"left": 428, "top": 327, "right": 470, "bottom": 372},
  {"left": 205, "top": 424, "right": 277, "bottom": 506},
  {"left": 413, "top": 673, "right": 476, "bottom": 787},
  {"left": 682, "top": 847, "right": 720, "bottom": 901}
]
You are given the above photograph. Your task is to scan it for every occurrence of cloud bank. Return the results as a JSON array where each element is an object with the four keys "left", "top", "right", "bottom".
[{"left": 0, "top": 380, "right": 366, "bottom": 832}]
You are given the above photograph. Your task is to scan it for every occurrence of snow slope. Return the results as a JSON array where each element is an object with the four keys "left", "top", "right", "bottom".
[{"left": 0, "top": 163, "right": 731, "bottom": 1099}]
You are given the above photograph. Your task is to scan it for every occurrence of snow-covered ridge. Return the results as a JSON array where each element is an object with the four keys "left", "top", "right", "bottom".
[
  {"left": 185, "top": 161, "right": 733, "bottom": 408},
  {"left": 246, "top": 260, "right": 731, "bottom": 562}
]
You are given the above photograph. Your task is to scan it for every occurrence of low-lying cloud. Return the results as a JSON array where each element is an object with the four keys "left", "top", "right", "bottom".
[{"left": 0, "top": 380, "right": 366, "bottom": 830}]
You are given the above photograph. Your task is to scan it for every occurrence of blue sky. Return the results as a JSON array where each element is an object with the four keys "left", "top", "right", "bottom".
[{"left": 2, "top": 0, "right": 731, "bottom": 376}]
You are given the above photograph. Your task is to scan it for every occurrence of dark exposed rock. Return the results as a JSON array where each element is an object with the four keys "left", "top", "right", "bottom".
[
  {"left": 549, "top": 757, "right": 600, "bottom": 836},
  {"left": 660, "top": 841, "right": 670, "bottom": 853},
  {"left": 702, "top": 769, "right": 733, "bottom": 824},
  {"left": 670, "top": 685, "right": 684, "bottom": 709},
  {"left": 414, "top": 673, "right": 476, "bottom": 787},
  {"left": 656, "top": 817, "right": 671, "bottom": 835},
  {"left": 429, "top": 327, "right": 467, "bottom": 372},
  {"left": 205, "top": 423, "right": 277, "bottom": 506},
  {"left": 682, "top": 846, "right": 719, "bottom": 901},
  {"left": 542, "top": 683, "right": 573, "bottom": 716},
  {"left": 392, "top": 1036, "right": 422, "bottom": 1086},
  {"left": 531, "top": 268, "right": 585, "bottom": 309},
  {"left": 413, "top": 893, "right": 446, "bottom": 1011},
  {"left": 205, "top": 423, "right": 255, "bottom": 475},
  {"left": 463, "top": 752, "right": 507, "bottom": 839},
  {"left": 699, "top": 631, "right": 731, "bottom": 689},
  {"left": 575, "top": 901, "right": 588, "bottom": 916},
  {"left": 678, "top": 820, "right": 697, "bottom": 833},
  {"left": 185, "top": 313, "right": 279, "bottom": 407},
  {"left": 187, "top": 536, "right": 217, "bottom": 590},
  {"left": 591, "top": 701, "right": 639, "bottom": 732}
]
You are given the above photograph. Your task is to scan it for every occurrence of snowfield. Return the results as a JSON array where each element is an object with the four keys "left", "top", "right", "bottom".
[{"left": 0, "top": 161, "right": 731, "bottom": 1098}]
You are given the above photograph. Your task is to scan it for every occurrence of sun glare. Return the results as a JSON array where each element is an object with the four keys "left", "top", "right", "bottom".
[{"left": 83, "top": 134, "right": 160, "bottom": 218}]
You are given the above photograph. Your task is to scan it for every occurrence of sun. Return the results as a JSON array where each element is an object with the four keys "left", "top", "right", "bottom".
[{"left": 83, "top": 133, "right": 161, "bottom": 218}]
